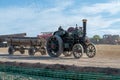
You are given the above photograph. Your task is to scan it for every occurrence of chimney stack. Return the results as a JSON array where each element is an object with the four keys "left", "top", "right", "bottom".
[{"left": 82, "top": 19, "right": 87, "bottom": 39}]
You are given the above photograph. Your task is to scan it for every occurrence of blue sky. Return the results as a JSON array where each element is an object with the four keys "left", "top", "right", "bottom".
[{"left": 0, "top": 0, "right": 120, "bottom": 37}]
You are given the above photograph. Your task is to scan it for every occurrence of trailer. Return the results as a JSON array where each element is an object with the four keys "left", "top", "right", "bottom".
[
  {"left": 0, "top": 33, "right": 26, "bottom": 47},
  {"left": 6, "top": 37, "right": 46, "bottom": 55}
]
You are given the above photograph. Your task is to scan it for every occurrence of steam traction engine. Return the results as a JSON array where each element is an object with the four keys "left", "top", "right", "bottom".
[{"left": 46, "top": 19, "right": 96, "bottom": 59}]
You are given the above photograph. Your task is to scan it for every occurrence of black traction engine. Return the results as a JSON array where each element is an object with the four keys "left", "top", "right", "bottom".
[{"left": 46, "top": 19, "right": 96, "bottom": 59}]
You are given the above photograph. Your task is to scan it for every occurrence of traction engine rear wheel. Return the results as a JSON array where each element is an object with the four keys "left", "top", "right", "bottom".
[
  {"left": 46, "top": 35, "right": 63, "bottom": 57},
  {"left": 72, "top": 44, "right": 83, "bottom": 59},
  {"left": 86, "top": 43, "right": 96, "bottom": 58}
]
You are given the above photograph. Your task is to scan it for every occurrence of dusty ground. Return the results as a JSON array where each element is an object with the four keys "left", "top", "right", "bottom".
[{"left": 0, "top": 45, "right": 120, "bottom": 68}]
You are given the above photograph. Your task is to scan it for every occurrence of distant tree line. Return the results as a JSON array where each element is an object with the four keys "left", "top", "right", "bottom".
[{"left": 90, "top": 34, "right": 120, "bottom": 45}]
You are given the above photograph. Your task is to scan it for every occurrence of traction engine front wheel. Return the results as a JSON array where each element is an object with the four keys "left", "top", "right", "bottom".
[
  {"left": 72, "top": 44, "right": 83, "bottom": 59},
  {"left": 86, "top": 43, "right": 96, "bottom": 58}
]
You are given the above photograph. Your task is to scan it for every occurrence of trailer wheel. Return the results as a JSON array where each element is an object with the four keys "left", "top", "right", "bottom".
[
  {"left": 20, "top": 47, "right": 25, "bottom": 54},
  {"left": 86, "top": 43, "right": 96, "bottom": 58},
  {"left": 72, "top": 44, "right": 83, "bottom": 59},
  {"left": 28, "top": 47, "right": 35, "bottom": 56},
  {"left": 40, "top": 47, "right": 47, "bottom": 55},
  {"left": 20, "top": 50, "right": 25, "bottom": 54},
  {"left": 8, "top": 46, "right": 15, "bottom": 55}
]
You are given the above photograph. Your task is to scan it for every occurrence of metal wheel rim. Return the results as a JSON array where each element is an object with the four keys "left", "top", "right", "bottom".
[
  {"left": 46, "top": 35, "right": 63, "bottom": 57},
  {"left": 20, "top": 50, "right": 25, "bottom": 54},
  {"left": 8, "top": 46, "right": 14, "bottom": 55},
  {"left": 20, "top": 47, "right": 25, "bottom": 54},
  {"left": 40, "top": 47, "right": 46, "bottom": 55},
  {"left": 47, "top": 36, "right": 59, "bottom": 56},
  {"left": 86, "top": 43, "right": 96, "bottom": 58},
  {"left": 28, "top": 47, "right": 35, "bottom": 55},
  {"left": 72, "top": 44, "right": 83, "bottom": 59}
]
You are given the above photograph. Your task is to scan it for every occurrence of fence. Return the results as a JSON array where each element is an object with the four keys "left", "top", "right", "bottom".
[{"left": 0, "top": 65, "right": 120, "bottom": 80}]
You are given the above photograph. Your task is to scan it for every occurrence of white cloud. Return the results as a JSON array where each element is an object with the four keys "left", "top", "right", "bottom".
[
  {"left": 87, "top": 16, "right": 120, "bottom": 28},
  {"left": 73, "top": 1, "right": 120, "bottom": 37},
  {"left": 80, "top": 1, "right": 120, "bottom": 15},
  {"left": 0, "top": 7, "right": 36, "bottom": 23},
  {"left": 0, "top": 0, "right": 74, "bottom": 36},
  {"left": 0, "top": 0, "right": 119, "bottom": 37},
  {"left": 100, "top": 29, "right": 120, "bottom": 35}
]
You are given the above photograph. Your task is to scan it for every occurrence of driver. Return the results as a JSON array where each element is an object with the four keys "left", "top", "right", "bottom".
[{"left": 58, "top": 26, "right": 64, "bottom": 31}]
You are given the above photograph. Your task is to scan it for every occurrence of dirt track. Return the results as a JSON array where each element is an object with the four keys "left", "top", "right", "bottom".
[{"left": 0, "top": 45, "right": 120, "bottom": 68}]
